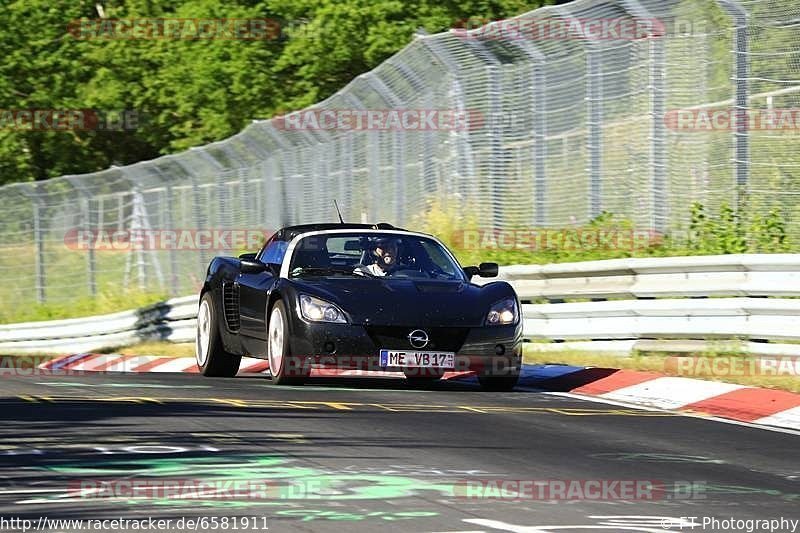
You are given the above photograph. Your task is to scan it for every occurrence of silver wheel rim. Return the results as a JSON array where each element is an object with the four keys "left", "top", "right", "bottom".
[
  {"left": 268, "top": 306, "right": 284, "bottom": 376},
  {"left": 196, "top": 299, "right": 211, "bottom": 367}
]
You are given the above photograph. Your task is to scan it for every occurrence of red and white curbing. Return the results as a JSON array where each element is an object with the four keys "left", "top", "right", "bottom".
[
  {"left": 41, "top": 353, "right": 257, "bottom": 374},
  {"left": 36, "top": 354, "right": 800, "bottom": 430},
  {"left": 38, "top": 353, "right": 472, "bottom": 380},
  {"left": 551, "top": 368, "right": 800, "bottom": 431}
]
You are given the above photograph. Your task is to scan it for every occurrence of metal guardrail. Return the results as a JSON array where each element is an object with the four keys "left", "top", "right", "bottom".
[
  {"left": 4, "top": 254, "right": 800, "bottom": 355},
  {"left": 0, "top": 295, "right": 198, "bottom": 354}
]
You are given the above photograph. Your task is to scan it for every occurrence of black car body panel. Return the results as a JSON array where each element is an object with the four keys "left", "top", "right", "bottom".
[{"left": 200, "top": 223, "right": 522, "bottom": 377}]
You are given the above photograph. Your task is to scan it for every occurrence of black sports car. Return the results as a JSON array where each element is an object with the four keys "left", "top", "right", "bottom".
[{"left": 196, "top": 223, "right": 522, "bottom": 390}]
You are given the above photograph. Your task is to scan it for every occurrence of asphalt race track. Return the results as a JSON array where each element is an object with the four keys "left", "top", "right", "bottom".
[{"left": 1, "top": 370, "right": 799, "bottom": 532}]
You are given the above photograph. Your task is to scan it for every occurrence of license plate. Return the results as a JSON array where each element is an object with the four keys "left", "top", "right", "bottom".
[{"left": 379, "top": 349, "right": 455, "bottom": 368}]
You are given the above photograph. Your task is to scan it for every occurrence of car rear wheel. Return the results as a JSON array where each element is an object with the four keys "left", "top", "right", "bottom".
[
  {"left": 268, "top": 300, "right": 308, "bottom": 385},
  {"left": 478, "top": 372, "right": 520, "bottom": 392},
  {"left": 196, "top": 292, "right": 242, "bottom": 377}
]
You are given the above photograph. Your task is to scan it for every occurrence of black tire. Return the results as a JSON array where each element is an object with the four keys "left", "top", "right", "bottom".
[
  {"left": 478, "top": 372, "right": 520, "bottom": 392},
  {"left": 196, "top": 292, "right": 242, "bottom": 377},
  {"left": 267, "top": 300, "right": 308, "bottom": 385}
]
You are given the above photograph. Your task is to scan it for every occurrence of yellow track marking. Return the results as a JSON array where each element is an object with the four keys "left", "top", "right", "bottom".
[{"left": 11, "top": 395, "right": 678, "bottom": 417}]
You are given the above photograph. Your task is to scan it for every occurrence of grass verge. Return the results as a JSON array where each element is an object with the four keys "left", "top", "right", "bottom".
[{"left": 0, "top": 289, "right": 169, "bottom": 324}]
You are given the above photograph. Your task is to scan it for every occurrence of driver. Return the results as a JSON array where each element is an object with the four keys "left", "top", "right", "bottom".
[{"left": 354, "top": 237, "right": 401, "bottom": 277}]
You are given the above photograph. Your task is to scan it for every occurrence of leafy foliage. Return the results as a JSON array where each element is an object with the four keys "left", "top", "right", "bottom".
[
  {"left": 0, "top": 0, "right": 546, "bottom": 185},
  {"left": 687, "top": 201, "right": 790, "bottom": 254}
]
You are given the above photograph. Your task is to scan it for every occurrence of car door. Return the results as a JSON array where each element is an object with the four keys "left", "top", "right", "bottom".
[{"left": 238, "top": 240, "right": 287, "bottom": 340}]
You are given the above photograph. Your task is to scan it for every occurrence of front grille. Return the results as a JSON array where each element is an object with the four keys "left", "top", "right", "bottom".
[
  {"left": 365, "top": 326, "right": 469, "bottom": 352},
  {"left": 222, "top": 282, "right": 240, "bottom": 331}
]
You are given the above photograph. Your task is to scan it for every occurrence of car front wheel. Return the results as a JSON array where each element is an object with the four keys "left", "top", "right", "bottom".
[{"left": 267, "top": 300, "right": 308, "bottom": 385}]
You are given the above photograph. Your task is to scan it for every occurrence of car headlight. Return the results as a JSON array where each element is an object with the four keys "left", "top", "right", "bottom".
[
  {"left": 486, "top": 298, "right": 518, "bottom": 326},
  {"left": 299, "top": 294, "right": 347, "bottom": 323}
]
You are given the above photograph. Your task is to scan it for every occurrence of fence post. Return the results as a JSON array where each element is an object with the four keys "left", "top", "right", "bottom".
[
  {"left": 66, "top": 178, "right": 97, "bottom": 298},
  {"left": 343, "top": 132, "right": 354, "bottom": 220},
  {"left": 365, "top": 74, "right": 407, "bottom": 226},
  {"left": 265, "top": 128, "right": 292, "bottom": 227},
  {"left": 650, "top": 36, "right": 666, "bottom": 233},
  {"left": 189, "top": 174, "right": 206, "bottom": 275},
  {"left": 80, "top": 194, "right": 97, "bottom": 298},
  {"left": 419, "top": 36, "right": 475, "bottom": 207},
  {"left": 532, "top": 62, "right": 547, "bottom": 226},
  {"left": 165, "top": 183, "right": 178, "bottom": 296},
  {"left": 367, "top": 130, "right": 381, "bottom": 223},
  {"left": 510, "top": 38, "right": 548, "bottom": 226},
  {"left": 587, "top": 47, "right": 603, "bottom": 219},
  {"left": 26, "top": 187, "right": 46, "bottom": 304},
  {"left": 465, "top": 40, "right": 504, "bottom": 229},
  {"left": 717, "top": 0, "right": 750, "bottom": 210},
  {"left": 620, "top": 0, "right": 668, "bottom": 232}
]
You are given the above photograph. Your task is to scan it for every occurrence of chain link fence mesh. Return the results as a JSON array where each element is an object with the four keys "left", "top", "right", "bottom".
[{"left": 0, "top": 0, "right": 798, "bottom": 307}]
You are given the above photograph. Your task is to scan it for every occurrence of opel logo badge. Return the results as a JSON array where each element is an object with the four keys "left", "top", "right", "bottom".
[{"left": 408, "top": 329, "right": 429, "bottom": 349}]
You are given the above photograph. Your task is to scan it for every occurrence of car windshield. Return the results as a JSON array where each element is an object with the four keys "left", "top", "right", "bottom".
[{"left": 288, "top": 232, "right": 466, "bottom": 281}]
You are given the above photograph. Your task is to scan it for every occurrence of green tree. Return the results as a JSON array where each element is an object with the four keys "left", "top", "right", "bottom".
[{"left": 0, "top": 0, "right": 549, "bottom": 185}]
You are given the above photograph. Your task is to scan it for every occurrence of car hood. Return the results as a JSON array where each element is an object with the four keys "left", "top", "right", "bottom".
[{"left": 289, "top": 277, "right": 515, "bottom": 327}]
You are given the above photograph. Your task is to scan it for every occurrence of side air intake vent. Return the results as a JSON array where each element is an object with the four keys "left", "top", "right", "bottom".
[{"left": 222, "top": 282, "right": 240, "bottom": 331}]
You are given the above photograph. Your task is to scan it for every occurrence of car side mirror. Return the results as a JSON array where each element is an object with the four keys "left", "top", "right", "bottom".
[
  {"left": 239, "top": 252, "right": 257, "bottom": 261},
  {"left": 479, "top": 262, "right": 499, "bottom": 278},
  {"left": 240, "top": 259, "right": 267, "bottom": 274},
  {"left": 464, "top": 262, "right": 499, "bottom": 280}
]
